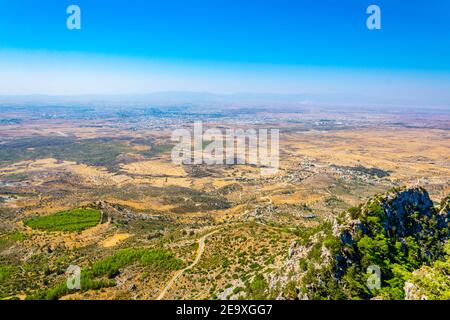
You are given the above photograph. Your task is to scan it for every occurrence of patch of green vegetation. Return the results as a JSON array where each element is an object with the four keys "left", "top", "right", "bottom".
[
  {"left": 6, "top": 231, "right": 26, "bottom": 242},
  {"left": 24, "top": 208, "right": 101, "bottom": 232},
  {"left": 27, "top": 247, "right": 183, "bottom": 300},
  {"left": 92, "top": 248, "right": 184, "bottom": 278},
  {"left": 26, "top": 271, "right": 115, "bottom": 300},
  {"left": 282, "top": 280, "right": 299, "bottom": 299},
  {"left": 307, "top": 242, "right": 323, "bottom": 261},
  {"left": 298, "top": 258, "right": 308, "bottom": 271},
  {"left": 294, "top": 222, "right": 332, "bottom": 246},
  {"left": 0, "top": 231, "right": 26, "bottom": 251},
  {"left": 139, "top": 143, "right": 174, "bottom": 158},
  {"left": 0, "top": 137, "right": 133, "bottom": 168},
  {"left": 348, "top": 205, "right": 362, "bottom": 219},
  {"left": 404, "top": 242, "right": 450, "bottom": 300},
  {"left": 0, "top": 265, "right": 16, "bottom": 283},
  {"left": 222, "top": 257, "right": 230, "bottom": 268},
  {"left": 243, "top": 274, "right": 269, "bottom": 300},
  {"left": 331, "top": 165, "right": 390, "bottom": 178},
  {"left": 232, "top": 286, "right": 244, "bottom": 295}
]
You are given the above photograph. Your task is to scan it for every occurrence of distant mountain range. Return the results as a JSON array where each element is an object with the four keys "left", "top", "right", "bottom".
[{"left": 0, "top": 92, "right": 448, "bottom": 111}]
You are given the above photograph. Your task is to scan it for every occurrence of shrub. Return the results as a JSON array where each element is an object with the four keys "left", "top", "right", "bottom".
[{"left": 245, "top": 274, "right": 269, "bottom": 300}]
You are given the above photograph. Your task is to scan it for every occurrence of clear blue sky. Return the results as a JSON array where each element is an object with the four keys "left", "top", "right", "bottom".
[{"left": 0, "top": 0, "right": 449, "bottom": 105}]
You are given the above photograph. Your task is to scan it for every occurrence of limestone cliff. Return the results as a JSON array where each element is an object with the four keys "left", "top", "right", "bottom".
[{"left": 277, "top": 187, "right": 449, "bottom": 300}]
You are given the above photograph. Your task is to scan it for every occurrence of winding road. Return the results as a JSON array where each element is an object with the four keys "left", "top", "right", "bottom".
[{"left": 156, "top": 230, "right": 219, "bottom": 300}]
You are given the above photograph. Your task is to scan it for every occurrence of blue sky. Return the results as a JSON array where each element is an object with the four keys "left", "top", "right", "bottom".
[{"left": 0, "top": 0, "right": 449, "bottom": 105}]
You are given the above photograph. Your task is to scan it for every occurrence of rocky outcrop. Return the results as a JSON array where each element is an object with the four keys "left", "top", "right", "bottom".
[
  {"left": 404, "top": 242, "right": 450, "bottom": 300},
  {"left": 275, "top": 187, "right": 449, "bottom": 300}
]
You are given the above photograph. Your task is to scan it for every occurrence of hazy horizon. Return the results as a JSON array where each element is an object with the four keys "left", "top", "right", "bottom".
[{"left": 1, "top": 1, "right": 450, "bottom": 107}]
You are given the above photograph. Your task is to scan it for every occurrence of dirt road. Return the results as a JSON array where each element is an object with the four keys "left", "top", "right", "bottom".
[{"left": 156, "top": 230, "right": 218, "bottom": 300}]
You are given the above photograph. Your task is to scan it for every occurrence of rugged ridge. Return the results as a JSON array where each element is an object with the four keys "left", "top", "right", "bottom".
[{"left": 277, "top": 187, "right": 449, "bottom": 300}]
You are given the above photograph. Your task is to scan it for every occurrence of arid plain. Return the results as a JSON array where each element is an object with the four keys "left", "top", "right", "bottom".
[{"left": 0, "top": 105, "right": 448, "bottom": 299}]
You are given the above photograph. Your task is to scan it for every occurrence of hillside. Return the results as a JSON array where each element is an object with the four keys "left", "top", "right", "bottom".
[{"left": 274, "top": 187, "right": 449, "bottom": 300}]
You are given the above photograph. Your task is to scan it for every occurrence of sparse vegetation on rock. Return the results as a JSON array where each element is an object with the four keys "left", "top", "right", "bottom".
[{"left": 280, "top": 187, "right": 449, "bottom": 300}]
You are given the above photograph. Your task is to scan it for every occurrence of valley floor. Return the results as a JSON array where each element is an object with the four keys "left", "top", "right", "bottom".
[{"left": 0, "top": 106, "right": 448, "bottom": 299}]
